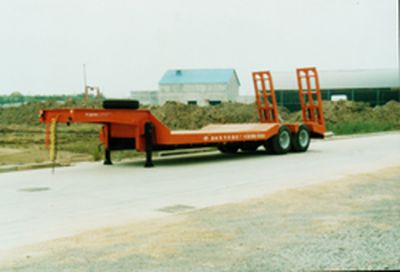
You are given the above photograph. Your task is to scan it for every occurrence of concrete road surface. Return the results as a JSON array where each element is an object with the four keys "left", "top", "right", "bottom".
[{"left": 0, "top": 132, "right": 399, "bottom": 256}]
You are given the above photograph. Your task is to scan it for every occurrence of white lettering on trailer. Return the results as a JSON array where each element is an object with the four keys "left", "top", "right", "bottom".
[
  {"left": 85, "top": 113, "right": 99, "bottom": 117},
  {"left": 243, "top": 133, "right": 265, "bottom": 140},
  {"left": 203, "top": 134, "right": 266, "bottom": 142},
  {"left": 84, "top": 112, "right": 111, "bottom": 118}
]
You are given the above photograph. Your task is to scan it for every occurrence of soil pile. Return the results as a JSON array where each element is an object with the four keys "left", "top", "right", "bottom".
[
  {"left": 0, "top": 99, "right": 399, "bottom": 133},
  {"left": 150, "top": 102, "right": 259, "bottom": 130},
  {"left": 0, "top": 99, "right": 102, "bottom": 126},
  {"left": 320, "top": 100, "right": 400, "bottom": 133},
  {"left": 373, "top": 100, "right": 400, "bottom": 125},
  {"left": 150, "top": 100, "right": 400, "bottom": 132}
]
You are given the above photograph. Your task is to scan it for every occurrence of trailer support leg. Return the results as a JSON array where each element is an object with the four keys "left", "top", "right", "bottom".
[
  {"left": 144, "top": 122, "right": 154, "bottom": 168},
  {"left": 104, "top": 148, "right": 112, "bottom": 165}
]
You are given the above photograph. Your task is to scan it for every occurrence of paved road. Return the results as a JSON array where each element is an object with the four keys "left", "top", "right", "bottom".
[{"left": 0, "top": 132, "right": 399, "bottom": 255}]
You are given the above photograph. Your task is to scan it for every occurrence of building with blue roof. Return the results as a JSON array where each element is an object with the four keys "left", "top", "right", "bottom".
[
  {"left": 159, "top": 69, "right": 240, "bottom": 85},
  {"left": 158, "top": 69, "right": 240, "bottom": 106},
  {"left": 130, "top": 68, "right": 241, "bottom": 106},
  {"left": 131, "top": 68, "right": 399, "bottom": 107}
]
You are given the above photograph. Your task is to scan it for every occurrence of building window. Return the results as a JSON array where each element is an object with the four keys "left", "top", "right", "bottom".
[
  {"left": 209, "top": 100, "right": 221, "bottom": 106},
  {"left": 187, "top": 100, "right": 197, "bottom": 105}
]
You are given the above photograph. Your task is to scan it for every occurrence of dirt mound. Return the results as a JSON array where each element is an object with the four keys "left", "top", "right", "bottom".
[
  {"left": 373, "top": 100, "right": 400, "bottom": 124},
  {"left": 1, "top": 98, "right": 399, "bottom": 133},
  {"left": 287, "top": 100, "right": 399, "bottom": 129},
  {"left": 323, "top": 100, "right": 399, "bottom": 125},
  {"left": 0, "top": 99, "right": 102, "bottom": 126},
  {"left": 323, "top": 100, "right": 375, "bottom": 123},
  {"left": 150, "top": 102, "right": 259, "bottom": 130},
  {"left": 150, "top": 100, "right": 400, "bottom": 131}
]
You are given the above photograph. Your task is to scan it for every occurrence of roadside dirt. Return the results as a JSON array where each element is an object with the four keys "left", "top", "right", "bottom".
[
  {"left": 0, "top": 147, "right": 91, "bottom": 166},
  {"left": 2, "top": 166, "right": 400, "bottom": 271}
]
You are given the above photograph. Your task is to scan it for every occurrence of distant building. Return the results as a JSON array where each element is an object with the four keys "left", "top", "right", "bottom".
[
  {"left": 270, "top": 69, "right": 400, "bottom": 110},
  {"left": 236, "top": 95, "right": 255, "bottom": 104},
  {"left": 159, "top": 69, "right": 240, "bottom": 106},
  {"left": 130, "top": 90, "right": 159, "bottom": 106},
  {"left": 131, "top": 68, "right": 241, "bottom": 106},
  {"left": 131, "top": 68, "right": 399, "bottom": 108}
]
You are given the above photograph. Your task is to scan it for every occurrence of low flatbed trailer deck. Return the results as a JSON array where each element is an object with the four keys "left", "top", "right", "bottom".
[{"left": 39, "top": 67, "right": 326, "bottom": 167}]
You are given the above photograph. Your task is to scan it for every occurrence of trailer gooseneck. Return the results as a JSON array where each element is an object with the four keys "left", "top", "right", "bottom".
[{"left": 39, "top": 67, "right": 326, "bottom": 167}]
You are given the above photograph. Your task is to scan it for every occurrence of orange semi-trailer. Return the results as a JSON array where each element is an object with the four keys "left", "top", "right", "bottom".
[{"left": 39, "top": 67, "right": 326, "bottom": 167}]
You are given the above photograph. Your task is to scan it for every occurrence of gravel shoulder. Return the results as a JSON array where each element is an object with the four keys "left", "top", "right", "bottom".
[{"left": 2, "top": 166, "right": 400, "bottom": 271}]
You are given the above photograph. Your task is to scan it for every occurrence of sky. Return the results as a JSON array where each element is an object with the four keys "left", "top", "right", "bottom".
[{"left": 0, "top": 0, "right": 398, "bottom": 97}]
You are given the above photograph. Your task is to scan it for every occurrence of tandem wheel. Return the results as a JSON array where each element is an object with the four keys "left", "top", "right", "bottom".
[
  {"left": 291, "top": 125, "right": 311, "bottom": 152},
  {"left": 264, "top": 125, "right": 291, "bottom": 155}
]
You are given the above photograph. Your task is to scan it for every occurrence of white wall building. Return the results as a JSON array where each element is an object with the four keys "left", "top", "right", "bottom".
[
  {"left": 131, "top": 69, "right": 241, "bottom": 106},
  {"left": 158, "top": 69, "right": 240, "bottom": 106},
  {"left": 131, "top": 68, "right": 399, "bottom": 106},
  {"left": 129, "top": 90, "right": 159, "bottom": 105}
]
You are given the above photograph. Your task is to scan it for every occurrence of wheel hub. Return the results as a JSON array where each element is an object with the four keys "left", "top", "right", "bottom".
[
  {"left": 279, "top": 130, "right": 290, "bottom": 149},
  {"left": 298, "top": 129, "right": 309, "bottom": 147}
]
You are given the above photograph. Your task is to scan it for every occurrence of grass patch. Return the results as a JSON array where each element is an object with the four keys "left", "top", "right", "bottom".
[
  {"left": 327, "top": 120, "right": 398, "bottom": 135},
  {"left": 0, "top": 123, "right": 143, "bottom": 165}
]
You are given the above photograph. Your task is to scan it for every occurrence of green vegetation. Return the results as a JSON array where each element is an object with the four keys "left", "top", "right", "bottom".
[
  {"left": 0, "top": 98, "right": 399, "bottom": 166},
  {"left": 0, "top": 93, "right": 94, "bottom": 106},
  {"left": 322, "top": 100, "right": 400, "bottom": 135},
  {"left": 148, "top": 100, "right": 400, "bottom": 135},
  {"left": 328, "top": 120, "right": 394, "bottom": 135},
  {"left": 0, "top": 99, "right": 103, "bottom": 126}
]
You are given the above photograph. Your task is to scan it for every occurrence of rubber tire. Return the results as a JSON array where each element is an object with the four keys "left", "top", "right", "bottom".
[
  {"left": 291, "top": 125, "right": 311, "bottom": 152},
  {"left": 269, "top": 126, "right": 292, "bottom": 155},
  {"left": 103, "top": 99, "right": 140, "bottom": 109},
  {"left": 241, "top": 142, "right": 259, "bottom": 152},
  {"left": 218, "top": 143, "right": 239, "bottom": 154}
]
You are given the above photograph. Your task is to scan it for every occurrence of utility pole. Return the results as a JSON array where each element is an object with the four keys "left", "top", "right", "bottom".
[
  {"left": 83, "top": 64, "right": 87, "bottom": 87},
  {"left": 82, "top": 64, "right": 101, "bottom": 102},
  {"left": 83, "top": 64, "right": 88, "bottom": 101},
  {"left": 398, "top": 2, "right": 400, "bottom": 102}
]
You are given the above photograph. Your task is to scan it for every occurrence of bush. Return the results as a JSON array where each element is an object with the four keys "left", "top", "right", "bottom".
[{"left": 327, "top": 120, "right": 395, "bottom": 135}]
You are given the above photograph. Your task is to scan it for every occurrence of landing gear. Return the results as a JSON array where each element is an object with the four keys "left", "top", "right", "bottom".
[
  {"left": 104, "top": 148, "right": 112, "bottom": 165},
  {"left": 144, "top": 122, "right": 154, "bottom": 168},
  {"left": 241, "top": 142, "right": 260, "bottom": 152},
  {"left": 217, "top": 143, "right": 239, "bottom": 154}
]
